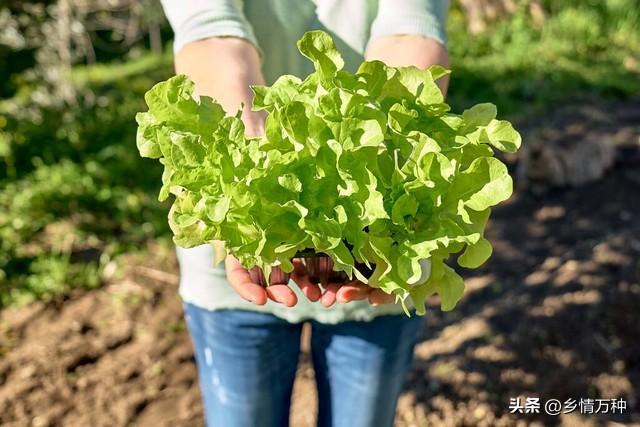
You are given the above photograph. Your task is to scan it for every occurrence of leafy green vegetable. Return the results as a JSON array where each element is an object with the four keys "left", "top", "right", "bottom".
[{"left": 136, "top": 30, "right": 521, "bottom": 314}]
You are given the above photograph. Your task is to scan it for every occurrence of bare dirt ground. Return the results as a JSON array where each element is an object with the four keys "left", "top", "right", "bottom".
[{"left": 1, "top": 100, "right": 639, "bottom": 427}]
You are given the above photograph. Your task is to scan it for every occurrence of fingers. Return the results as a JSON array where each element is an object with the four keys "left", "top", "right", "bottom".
[
  {"left": 225, "top": 256, "right": 299, "bottom": 307},
  {"left": 323, "top": 283, "right": 394, "bottom": 307},
  {"left": 335, "top": 282, "right": 395, "bottom": 305},
  {"left": 368, "top": 288, "right": 395, "bottom": 305},
  {"left": 336, "top": 282, "right": 370, "bottom": 303},
  {"left": 225, "top": 257, "right": 268, "bottom": 305},
  {"left": 225, "top": 256, "right": 393, "bottom": 308},
  {"left": 265, "top": 284, "right": 298, "bottom": 307},
  {"left": 291, "top": 259, "right": 322, "bottom": 302},
  {"left": 320, "top": 283, "right": 341, "bottom": 308}
]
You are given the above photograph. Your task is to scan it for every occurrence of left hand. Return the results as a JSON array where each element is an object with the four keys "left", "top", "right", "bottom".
[{"left": 320, "top": 281, "right": 395, "bottom": 307}]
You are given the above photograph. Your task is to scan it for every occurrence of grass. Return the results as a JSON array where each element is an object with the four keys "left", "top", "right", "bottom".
[
  {"left": 0, "top": 54, "right": 173, "bottom": 306},
  {"left": 72, "top": 51, "right": 172, "bottom": 86},
  {"left": 446, "top": 0, "right": 640, "bottom": 117}
]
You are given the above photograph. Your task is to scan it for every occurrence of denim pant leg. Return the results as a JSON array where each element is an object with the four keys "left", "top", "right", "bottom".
[
  {"left": 183, "top": 304, "right": 303, "bottom": 427},
  {"left": 310, "top": 314, "right": 423, "bottom": 427}
]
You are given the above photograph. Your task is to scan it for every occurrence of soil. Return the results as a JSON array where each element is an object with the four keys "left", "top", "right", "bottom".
[{"left": 1, "top": 100, "right": 639, "bottom": 427}]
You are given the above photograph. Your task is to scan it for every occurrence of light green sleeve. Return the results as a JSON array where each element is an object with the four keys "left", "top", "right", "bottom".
[
  {"left": 160, "top": 0, "right": 260, "bottom": 54},
  {"left": 368, "top": 0, "right": 449, "bottom": 48}
]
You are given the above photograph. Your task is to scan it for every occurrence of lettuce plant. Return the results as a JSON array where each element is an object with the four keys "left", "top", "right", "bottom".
[{"left": 136, "top": 31, "right": 521, "bottom": 313}]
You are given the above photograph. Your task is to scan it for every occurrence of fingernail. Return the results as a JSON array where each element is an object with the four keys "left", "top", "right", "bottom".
[{"left": 321, "top": 296, "right": 335, "bottom": 308}]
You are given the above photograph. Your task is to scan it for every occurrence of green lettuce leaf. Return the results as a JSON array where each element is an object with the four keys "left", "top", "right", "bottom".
[{"left": 136, "top": 30, "right": 521, "bottom": 314}]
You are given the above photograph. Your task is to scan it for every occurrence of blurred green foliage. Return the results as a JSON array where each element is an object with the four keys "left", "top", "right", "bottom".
[
  {"left": 0, "top": 53, "right": 173, "bottom": 305},
  {"left": 0, "top": 0, "right": 638, "bottom": 306},
  {"left": 447, "top": 0, "right": 640, "bottom": 115}
]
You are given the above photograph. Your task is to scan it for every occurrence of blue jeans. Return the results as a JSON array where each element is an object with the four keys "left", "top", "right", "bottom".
[{"left": 183, "top": 303, "right": 423, "bottom": 427}]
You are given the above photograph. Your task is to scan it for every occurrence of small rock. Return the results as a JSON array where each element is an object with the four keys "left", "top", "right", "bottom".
[
  {"left": 32, "top": 416, "right": 48, "bottom": 427},
  {"left": 19, "top": 365, "right": 37, "bottom": 379}
]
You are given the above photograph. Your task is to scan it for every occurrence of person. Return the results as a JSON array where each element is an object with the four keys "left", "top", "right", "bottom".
[{"left": 159, "top": 1, "right": 449, "bottom": 426}]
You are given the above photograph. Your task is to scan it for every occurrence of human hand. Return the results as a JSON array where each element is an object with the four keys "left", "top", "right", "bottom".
[
  {"left": 319, "top": 258, "right": 432, "bottom": 307},
  {"left": 304, "top": 257, "right": 395, "bottom": 307},
  {"left": 225, "top": 256, "right": 322, "bottom": 307},
  {"left": 320, "top": 281, "right": 394, "bottom": 307}
]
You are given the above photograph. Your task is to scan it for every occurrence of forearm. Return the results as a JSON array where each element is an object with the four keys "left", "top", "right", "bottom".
[
  {"left": 365, "top": 34, "right": 450, "bottom": 95},
  {"left": 175, "top": 37, "right": 266, "bottom": 135},
  {"left": 175, "top": 37, "right": 265, "bottom": 258}
]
